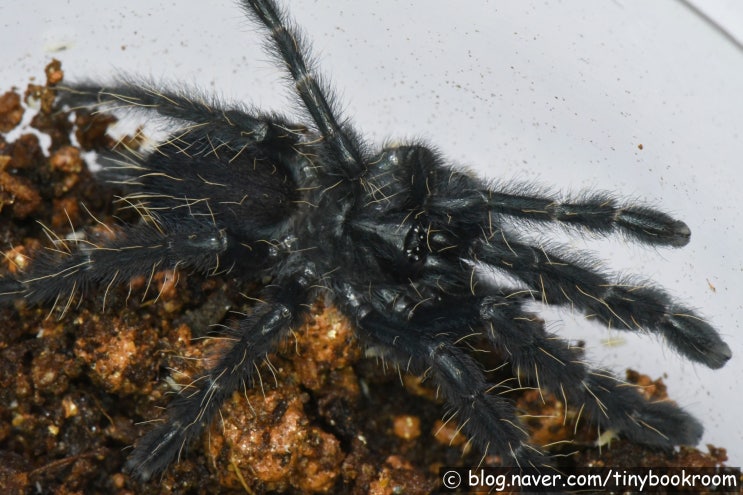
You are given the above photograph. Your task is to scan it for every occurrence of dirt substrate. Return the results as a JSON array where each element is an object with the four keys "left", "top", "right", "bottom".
[{"left": 0, "top": 62, "right": 737, "bottom": 494}]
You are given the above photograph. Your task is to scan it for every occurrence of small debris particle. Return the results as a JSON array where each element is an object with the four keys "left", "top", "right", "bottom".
[
  {"left": 44, "top": 59, "right": 64, "bottom": 85},
  {"left": 392, "top": 414, "right": 421, "bottom": 440},
  {"left": 49, "top": 145, "right": 82, "bottom": 173},
  {"left": 0, "top": 91, "right": 24, "bottom": 132}
]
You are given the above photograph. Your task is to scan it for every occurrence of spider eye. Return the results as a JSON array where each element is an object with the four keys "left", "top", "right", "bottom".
[{"left": 404, "top": 223, "right": 427, "bottom": 264}]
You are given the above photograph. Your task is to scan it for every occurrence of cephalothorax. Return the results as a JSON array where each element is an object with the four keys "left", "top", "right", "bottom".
[{"left": 0, "top": 0, "right": 730, "bottom": 482}]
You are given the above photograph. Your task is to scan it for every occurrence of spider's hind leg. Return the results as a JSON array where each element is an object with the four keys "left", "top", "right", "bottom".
[
  {"left": 60, "top": 83, "right": 307, "bottom": 154},
  {"left": 0, "top": 216, "right": 231, "bottom": 309}
]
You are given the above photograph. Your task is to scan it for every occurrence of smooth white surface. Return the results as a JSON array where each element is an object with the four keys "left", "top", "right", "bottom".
[{"left": 1, "top": 0, "right": 741, "bottom": 466}]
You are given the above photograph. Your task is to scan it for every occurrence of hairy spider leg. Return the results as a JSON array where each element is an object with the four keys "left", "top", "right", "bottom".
[
  {"left": 472, "top": 237, "right": 731, "bottom": 369},
  {"left": 0, "top": 107, "right": 305, "bottom": 310},
  {"left": 382, "top": 149, "right": 729, "bottom": 368},
  {"left": 342, "top": 258, "right": 703, "bottom": 468},
  {"left": 485, "top": 189, "right": 692, "bottom": 247},
  {"left": 61, "top": 84, "right": 307, "bottom": 158},
  {"left": 0, "top": 218, "right": 228, "bottom": 312},
  {"left": 240, "top": 0, "right": 368, "bottom": 179},
  {"left": 430, "top": 170, "right": 691, "bottom": 247},
  {"left": 343, "top": 296, "right": 548, "bottom": 468},
  {"left": 126, "top": 266, "right": 315, "bottom": 481},
  {"left": 427, "top": 293, "right": 705, "bottom": 448}
]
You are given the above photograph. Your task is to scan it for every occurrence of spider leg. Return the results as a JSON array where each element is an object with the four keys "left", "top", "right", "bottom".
[
  {"left": 339, "top": 288, "right": 547, "bottom": 468},
  {"left": 60, "top": 83, "right": 306, "bottom": 151},
  {"left": 487, "top": 189, "right": 691, "bottom": 247},
  {"left": 432, "top": 170, "right": 691, "bottom": 247},
  {"left": 399, "top": 291, "right": 701, "bottom": 455},
  {"left": 472, "top": 237, "right": 731, "bottom": 369},
  {"left": 0, "top": 217, "right": 231, "bottom": 308},
  {"left": 473, "top": 293, "right": 704, "bottom": 447},
  {"left": 240, "top": 0, "right": 368, "bottom": 179},
  {"left": 126, "top": 266, "right": 315, "bottom": 481}
]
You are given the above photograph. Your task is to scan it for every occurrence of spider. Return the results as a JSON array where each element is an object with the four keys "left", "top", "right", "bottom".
[{"left": 0, "top": 0, "right": 731, "bottom": 483}]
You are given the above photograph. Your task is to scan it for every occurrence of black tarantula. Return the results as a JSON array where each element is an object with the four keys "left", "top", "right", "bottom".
[{"left": 0, "top": 0, "right": 731, "bottom": 482}]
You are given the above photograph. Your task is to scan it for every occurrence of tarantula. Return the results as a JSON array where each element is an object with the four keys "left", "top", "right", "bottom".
[{"left": 0, "top": 0, "right": 731, "bottom": 482}]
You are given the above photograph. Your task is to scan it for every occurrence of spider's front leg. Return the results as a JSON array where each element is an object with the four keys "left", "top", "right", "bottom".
[
  {"left": 472, "top": 236, "right": 731, "bottom": 370},
  {"left": 126, "top": 263, "right": 316, "bottom": 481},
  {"left": 425, "top": 165, "right": 730, "bottom": 368},
  {"left": 434, "top": 171, "right": 692, "bottom": 247}
]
